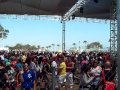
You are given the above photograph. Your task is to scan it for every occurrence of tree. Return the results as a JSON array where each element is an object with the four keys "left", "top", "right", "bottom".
[
  {"left": 72, "top": 43, "right": 76, "bottom": 50},
  {"left": 57, "top": 44, "right": 60, "bottom": 51},
  {"left": 78, "top": 41, "right": 80, "bottom": 51},
  {"left": 51, "top": 44, "right": 55, "bottom": 51},
  {"left": 48, "top": 45, "right": 51, "bottom": 51},
  {"left": 87, "top": 42, "right": 103, "bottom": 49},
  {"left": 24, "top": 44, "right": 31, "bottom": 50},
  {"left": 30, "top": 45, "right": 37, "bottom": 50},
  {"left": 83, "top": 40, "right": 87, "bottom": 45},
  {"left": 0, "top": 25, "right": 9, "bottom": 39},
  {"left": 37, "top": 45, "right": 40, "bottom": 49},
  {"left": 83, "top": 40, "right": 87, "bottom": 49},
  {"left": 8, "top": 43, "right": 37, "bottom": 50},
  {"left": 14, "top": 43, "right": 23, "bottom": 49},
  {"left": 46, "top": 46, "right": 49, "bottom": 51}
]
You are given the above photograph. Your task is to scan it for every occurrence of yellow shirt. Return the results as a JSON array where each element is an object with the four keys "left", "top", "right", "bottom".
[{"left": 59, "top": 62, "right": 66, "bottom": 76}]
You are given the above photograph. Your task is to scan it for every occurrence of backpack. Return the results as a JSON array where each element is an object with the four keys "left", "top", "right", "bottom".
[
  {"left": 105, "top": 81, "right": 115, "bottom": 90},
  {"left": 102, "top": 70, "right": 115, "bottom": 90}
]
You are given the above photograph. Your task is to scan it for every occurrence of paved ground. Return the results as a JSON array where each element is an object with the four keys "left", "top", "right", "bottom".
[
  {"left": 37, "top": 73, "right": 80, "bottom": 90},
  {"left": 39, "top": 82, "right": 79, "bottom": 90}
]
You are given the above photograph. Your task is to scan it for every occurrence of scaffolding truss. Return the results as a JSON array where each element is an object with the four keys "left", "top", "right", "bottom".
[
  {"left": 63, "top": 0, "right": 89, "bottom": 20},
  {"left": 110, "top": 0, "right": 117, "bottom": 59}
]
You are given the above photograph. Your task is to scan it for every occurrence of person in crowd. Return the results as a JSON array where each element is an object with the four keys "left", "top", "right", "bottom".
[
  {"left": 66, "top": 56, "right": 74, "bottom": 88},
  {"left": 81, "top": 56, "right": 89, "bottom": 66},
  {"left": 29, "top": 58, "right": 37, "bottom": 79},
  {"left": 51, "top": 56, "right": 58, "bottom": 88},
  {"left": 35, "top": 59, "right": 41, "bottom": 79},
  {"left": 0, "top": 60, "right": 9, "bottom": 90},
  {"left": 90, "top": 60, "right": 102, "bottom": 90},
  {"left": 21, "top": 63, "right": 35, "bottom": 90},
  {"left": 5, "top": 61, "right": 16, "bottom": 90},
  {"left": 79, "top": 64, "right": 95, "bottom": 90},
  {"left": 0, "top": 52, "right": 5, "bottom": 61},
  {"left": 35, "top": 58, "right": 42, "bottom": 88},
  {"left": 15, "top": 63, "right": 23, "bottom": 89},
  {"left": 22, "top": 52, "right": 27, "bottom": 65},
  {"left": 102, "top": 61, "right": 116, "bottom": 90},
  {"left": 104, "top": 61, "right": 116, "bottom": 81},
  {"left": 58, "top": 56, "right": 66, "bottom": 88}
]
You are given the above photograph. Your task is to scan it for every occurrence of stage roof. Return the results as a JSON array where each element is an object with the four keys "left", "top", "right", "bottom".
[{"left": 0, "top": 0, "right": 112, "bottom": 19}]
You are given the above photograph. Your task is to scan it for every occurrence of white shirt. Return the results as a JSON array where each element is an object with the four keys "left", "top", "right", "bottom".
[
  {"left": 51, "top": 61, "right": 58, "bottom": 75},
  {"left": 0, "top": 55, "right": 4, "bottom": 61}
]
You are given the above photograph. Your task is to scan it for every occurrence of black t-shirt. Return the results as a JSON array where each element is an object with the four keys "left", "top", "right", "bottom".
[
  {"left": 104, "top": 69, "right": 116, "bottom": 81},
  {"left": 38, "top": 56, "right": 43, "bottom": 64},
  {"left": 0, "top": 68, "right": 7, "bottom": 82},
  {"left": 42, "top": 63, "right": 50, "bottom": 74}
]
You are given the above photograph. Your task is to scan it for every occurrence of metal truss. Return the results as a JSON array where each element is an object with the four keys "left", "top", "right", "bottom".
[
  {"left": 0, "top": 14, "right": 61, "bottom": 21},
  {"left": 110, "top": 0, "right": 117, "bottom": 58},
  {"left": 63, "top": 0, "right": 89, "bottom": 20},
  {"left": 62, "top": 0, "right": 90, "bottom": 52}
]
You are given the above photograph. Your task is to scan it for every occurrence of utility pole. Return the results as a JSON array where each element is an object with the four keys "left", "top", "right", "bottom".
[{"left": 62, "top": 19, "right": 65, "bottom": 52}]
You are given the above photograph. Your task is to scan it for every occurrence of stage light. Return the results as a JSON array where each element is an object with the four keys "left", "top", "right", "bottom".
[
  {"left": 72, "top": 14, "right": 75, "bottom": 20},
  {"left": 68, "top": 17, "right": 70, "bottom": 20},
  {"left": 94, "top": 0, "right": 98, "bottom": 3},
  {"left": 80, "top": 7, "right": 83, "bottom": 13}
]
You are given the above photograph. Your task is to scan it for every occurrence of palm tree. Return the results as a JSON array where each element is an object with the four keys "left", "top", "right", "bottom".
[
  {"left": 57, "top": 44, "right": 60, "bottom": 51},
  {"left": 72, "top": 43, "right": 76, "bottom": 50},
  {"left": 37, "top": 45, "right": 40, "bottom": 49},
  {"left": 46, "top": 46, "right": 49, "bottom": 51},
  {"left": 48, "top": 45, "right": 51, "bottom": 51},
  {"left": 0, "top": 25, "right": 9, "bottom": 39},
  {"left": 79, "top": 41, "right": 80, "bottom": 52},
  {"left": 83, "top": 40, "right": 87, "bottom": 50},
  {"left": 51, "top": 44, "right": 55, "bottom": 51}
]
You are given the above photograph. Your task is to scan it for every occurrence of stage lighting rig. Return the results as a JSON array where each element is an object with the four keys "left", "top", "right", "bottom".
[{"left": 63, "top": 0, "right": 89, "bottom": 20}]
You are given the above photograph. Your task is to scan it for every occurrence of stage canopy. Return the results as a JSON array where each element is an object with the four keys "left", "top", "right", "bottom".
[{"left": 0, "top": 0, "right": 112, "bottom": 19}]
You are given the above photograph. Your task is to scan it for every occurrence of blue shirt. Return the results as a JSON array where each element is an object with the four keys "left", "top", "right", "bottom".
[{"left": 22, "top": 70, "right": 35, "bottom": 89}]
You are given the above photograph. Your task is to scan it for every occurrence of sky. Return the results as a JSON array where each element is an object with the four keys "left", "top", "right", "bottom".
[{"left": 0, "top": 16, "right": 110, "bottom": 50}]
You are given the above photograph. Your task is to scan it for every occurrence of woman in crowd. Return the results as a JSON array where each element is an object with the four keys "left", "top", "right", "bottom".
[
  {"left": 79, "top": 64, "right": 95, "bottom": 90},
  {"left": 90, "top": 60, "right": 102, "bottom": 90}
]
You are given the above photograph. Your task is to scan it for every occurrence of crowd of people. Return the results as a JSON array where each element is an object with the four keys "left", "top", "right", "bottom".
[{"left": 0, "top": 50, "right": 117, "bottom": 90}]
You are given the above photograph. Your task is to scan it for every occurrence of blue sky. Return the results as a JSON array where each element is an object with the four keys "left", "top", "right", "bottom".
[{"left": 0, "top": 17, "right": 110, "bottom": 49}]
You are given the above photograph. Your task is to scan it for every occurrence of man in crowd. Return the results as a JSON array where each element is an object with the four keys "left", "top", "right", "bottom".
[{"left": 20, "top": 63, "right": 35, "bottom": 90}]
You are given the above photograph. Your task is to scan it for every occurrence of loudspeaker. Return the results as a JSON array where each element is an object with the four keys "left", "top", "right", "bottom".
[
  {"left": 94, "top": 0, "right": 98, "bottom": 3},
  {"left": 80, "top": 7, "right": 83, "bottom": 13},
  {"left": 72, "top": 14, "right": 75, "bottom": 20}
]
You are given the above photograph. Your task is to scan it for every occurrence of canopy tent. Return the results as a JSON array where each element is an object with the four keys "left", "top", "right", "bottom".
[{"left": 0, "top": 0, "right": 112, "bottom": 19}]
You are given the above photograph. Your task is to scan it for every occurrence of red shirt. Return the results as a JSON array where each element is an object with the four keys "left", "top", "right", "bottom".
[{"left": 66, "top": 62, "right": 73, "bottom": 72}]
